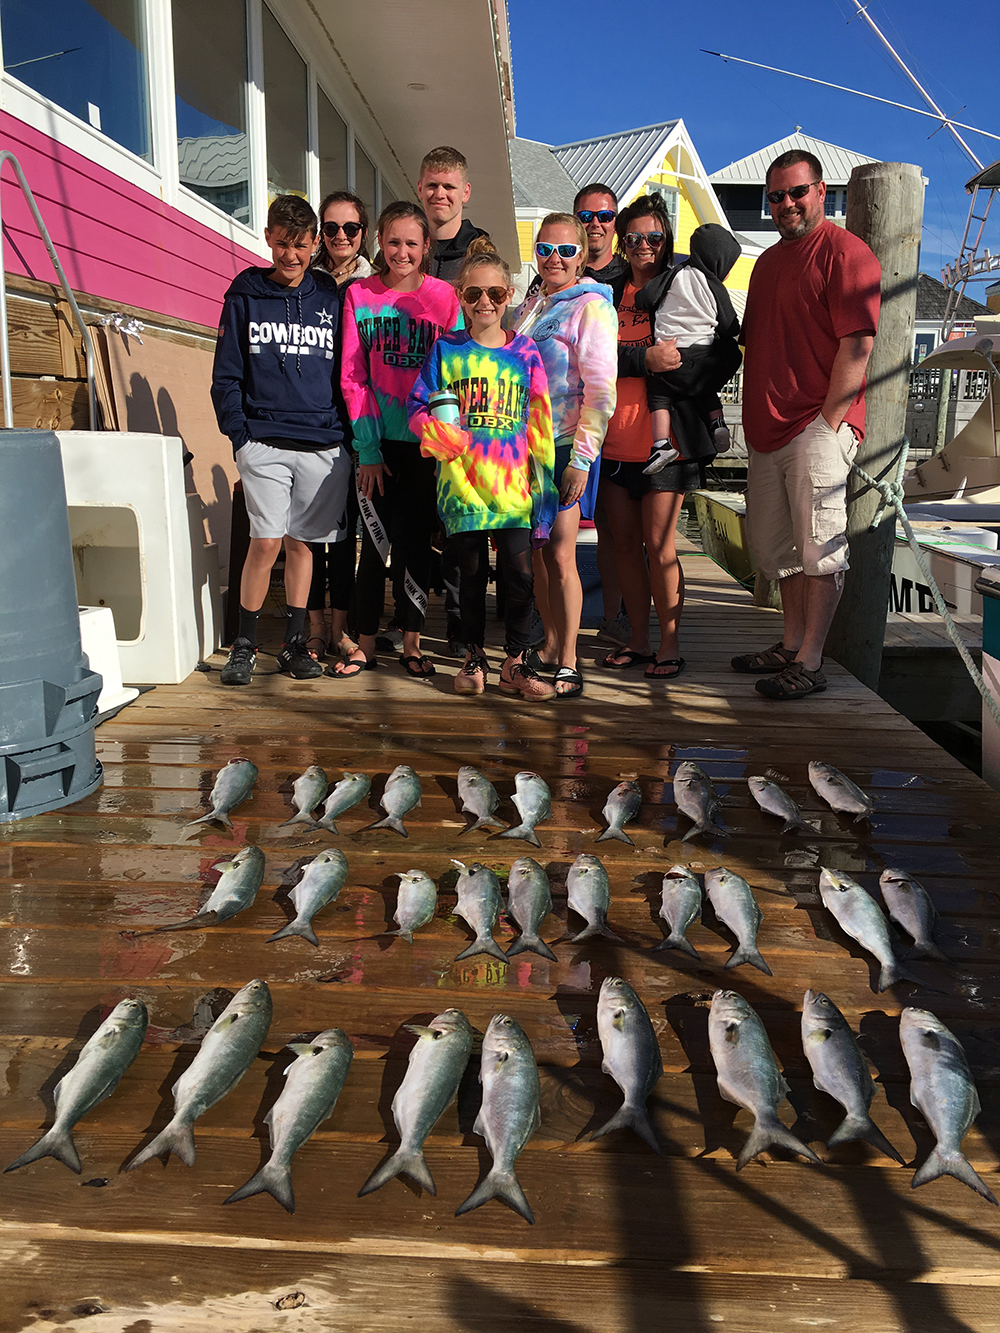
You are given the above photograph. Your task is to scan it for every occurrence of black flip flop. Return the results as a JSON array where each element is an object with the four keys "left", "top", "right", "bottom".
[
  {"left": 553, "top": 666, "right": 583, "bottom": 698},
  {"left": 644, "top": 657, "right": 686, "bottom": 679},
  {"left": 400, "top": 654, "right": 436, "bottom": 678},
  {"left": 601, "top": 649, "right": 656, "bottom": 670},
  {"left": 327, "top": 655, "right": 376, "bottom": 678}
]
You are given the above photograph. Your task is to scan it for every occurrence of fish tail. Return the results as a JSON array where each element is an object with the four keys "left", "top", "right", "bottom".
[
  {"left": 278, "top": 811, "right": 315, "bottom": 829},
  {"left": 905, "top": 940, "right": 953, "bottom": 966},
  {"left": 827, "top": 1114, "right": 905, "bottom": 1164},
  {"left": 600, "top": 923, "right": 624, "bottom": 942},
  {"left": 182, "top": 811, "right": 215, "bottom": 830},
  {"left": 266, "top": 919, "right": 319, "bottom": 947},
  {"left": 596, "top": 828, "right": 634, "bottom": 845},
  {"left": 497, "top": 825, "right": 541, "bottom": 848},
  {"left": 455, "top": 1166, "right": 534, "bottom": 1224},
  {"left": 465, "top": 816, "right": 506, "bottom": 833},
  {"left": 782, "top": 818, "right": 815, "bottom": 835},
  {"left": 680, "top": 823, "right": 704, "bottom": 843},
  {"left": 366, "top": 815, "right": 407, "bottom": 838},
  {"left": 5, "top": 1127, "right": 81, "bottom": 1175},
  {"left": 317, "top": 817, "right": 339, "bottom": 835},
  {"left": 388, "top": 928, "right": 415, "bottom": 944},
  {"left": 154, "top": 910, "right": 218, "bottom": 934},
  {"left": 912, "top": 1147, "right": 998, "bottom": 1204},
  {"left": 358, "top": 1147, "right": 436, "bottom": 1197},
  {"left": 506, "top": 935, "right": 558, "bottom": 962},
  {"left": 591, "top": 1103, "right": 660, "bottom": 1154},
  {"left": 454, "top": 936, "right": 508, "bottom": 964},
  {"left": 652, "top": 933, "right": 701, "bottom": 959},
  {"left": 126, "top": 1118, "right": 196, "bottom": 1170},
  {"left": 224, "top": 1160, "right": 295, "bottom": 1213},
  {"left": 878, "top": 958, "right": 926, "bottom": 992},
  {"left": 737, "top": 1115, "right": 820, "bottom": 1171},
  {"left": 725, "top": 945, "right": 772, "bottom": 976}
]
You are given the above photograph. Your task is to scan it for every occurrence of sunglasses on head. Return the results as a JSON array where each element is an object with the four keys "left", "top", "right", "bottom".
[
  {"left": 321, "top": 220, "right": 364, "bottom": 239},
  {"left": 460, "top": 285, "right": 509, "bottom": 305},
  {"left": 576, "top": 209, "right": 616, "bottom": 224},
  {"left": 535, "top": 241, "right": 583, "bottom": 259},
  {"left": 765, "top": 181, "right": 821, "bottom": 205},
  {"left": 623, "top": 231, "right": 665, "bottom": 249}
]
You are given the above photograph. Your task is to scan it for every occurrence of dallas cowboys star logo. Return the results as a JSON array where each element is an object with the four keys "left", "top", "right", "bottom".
[{"left": 318, "top": 308, "right": 334, "bottom": 327}]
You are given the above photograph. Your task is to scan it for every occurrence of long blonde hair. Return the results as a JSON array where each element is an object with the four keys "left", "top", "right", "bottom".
[{"left": 537, "top": 212, "right": 589, "bottom": 278}]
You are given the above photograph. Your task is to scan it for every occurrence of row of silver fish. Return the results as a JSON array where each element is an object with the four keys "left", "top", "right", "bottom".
[
  {"left": 656, "top": 865, "right": 771, "bottom": 973},
  {"left": 819, "top": 867, "right": 949, "bottom": 992}
]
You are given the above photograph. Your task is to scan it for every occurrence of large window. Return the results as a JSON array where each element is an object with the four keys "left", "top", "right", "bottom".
[
  {"left": 263, "top": 5, "right": 307, "bottom": 199},
  {"left": 173, "top": 0, "right": 250, "bottom": 225},
  {"left": 318, "top": 90, "right": 348, "bottom": 200},
  {"left": 355, "top": 141, "right": 377, "bottom": 216},
  {"left": 0, "top": 0, "right": 150, "bottom": 160}
]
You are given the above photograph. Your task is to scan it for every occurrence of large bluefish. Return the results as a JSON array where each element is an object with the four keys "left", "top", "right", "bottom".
[
  {"left": 653, "top": 865, "right": 702, "bottom": 958},
  {"left": 593, "top": 978, "right": 663, "bottom": 1152},
  {"left": 709, "top": 989, "right": 820, "bottom": 1170},
  {"left": 267, "top": 849, "right": 348, "bottom": 946},
  {"left": 673, "top": 762, "right": 726, "bottom": 842},
  {"left": 365, "top": 765, "right": 421, "bottom": 838},
  {"left": 389, "top": 870, "right": 438, "bottom": 943},
  {"left": 451, "top": 861, "right": 507, "bottom": 963},
  {"left": 900, "top": 1007, "right": 997, "bottom": 1204},
  {"left": 879, "top": 868, "right": 951, "bottom": 964},
  {"left": 126, "top": 980, "right": 272, "bottom": 1169},
  {"left": 317, "top": 772, "right": 371, "bottom": 834},
  {"left": 5, "top": 999, "right": 148, "bottom": 1175},
  {"left": 278, "top": 765, "right": 328, "bottom": 829},
  {"left": 497, "top": 771, "right": 551, "bottom": 847},
  {"left": 184, "top": 758, "right": 258, "bottom": 830},
  {"left": 801, "top": 989, "right": 903, "bottom": 1162},
  {"left": 704, "top": 867, "right": 772, "bottom": 975},
  {"left": 359, "top": 1009, "right": 473, "bottom": 1197},
  {"left": 455, "top": 1015, "right": 541, "bottom": 1224},
  {"left": 225, "top": 1029, "right": 353, "bottom": 1212},
  {"left": 566, "top": 853, "right": 621, "bottom": 943},
  {"left": 458, "top": 766, "right": 506, "bottom": 833},
  {"left": 505, "top": 857, "right": 557, "bottom": 961},
  {"left": 808, "top": 762, "right": 874, "bottom": 821},
  {"left": 597, "top": 781, "right": 642, "bottom": 845},
  {"left": 148, "top": 845, "right": 265, "bottom": 933},
  {"left": 819, "top": 867, "right": 922, "bottom": 992},
  {"left": 747, "top": 776, "right": 814, "bottom": 835}
]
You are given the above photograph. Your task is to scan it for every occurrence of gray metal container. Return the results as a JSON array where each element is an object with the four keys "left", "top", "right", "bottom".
[{"left": 0, "top": 429, "right": 102, "bottom": 820}]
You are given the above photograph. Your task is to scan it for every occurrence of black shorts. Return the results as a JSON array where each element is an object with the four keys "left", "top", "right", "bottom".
[{"left": 601, "top": 455, "right": 706, "bottom": 501}]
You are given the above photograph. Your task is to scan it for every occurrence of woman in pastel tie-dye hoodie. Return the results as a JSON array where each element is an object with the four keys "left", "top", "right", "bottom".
[{"left": 510, "top": 212, "right": 618, "bottom": 698}]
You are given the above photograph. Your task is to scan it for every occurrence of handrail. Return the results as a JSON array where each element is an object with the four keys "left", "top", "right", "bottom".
[{"left": 0, "top": 150, "right": 99, "bottom": 429}]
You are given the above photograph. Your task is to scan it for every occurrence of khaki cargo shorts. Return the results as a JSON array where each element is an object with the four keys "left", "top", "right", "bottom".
[{"left": 746, "top": 413, "right": 857, "bottom": 582}]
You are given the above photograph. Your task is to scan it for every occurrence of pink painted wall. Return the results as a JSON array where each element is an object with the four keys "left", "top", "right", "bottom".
[{"left": 0, "top": 110, "right": 267, "bottom": 328}]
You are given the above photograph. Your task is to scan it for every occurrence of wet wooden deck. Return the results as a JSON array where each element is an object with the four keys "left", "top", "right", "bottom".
[{"left": 3, "top": 542, "right": 1000, "bottom": 1332}]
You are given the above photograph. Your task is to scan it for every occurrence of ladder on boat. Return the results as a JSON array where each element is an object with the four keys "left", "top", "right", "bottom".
[{"left": 941, "top": 157, "right": 1000, "bottom": 340}]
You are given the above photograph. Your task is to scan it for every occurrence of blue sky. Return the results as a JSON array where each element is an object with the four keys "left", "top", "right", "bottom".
[{"left": 507, "top": 0, "right": 999, "bottom": 286}]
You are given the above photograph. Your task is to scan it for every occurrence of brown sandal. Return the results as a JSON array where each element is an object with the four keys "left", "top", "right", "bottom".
[
  {"left": 731, "top": 641, "right": 796, "bottom": 674},
  {"left": 755, "top": 662, "right": 827, "bottom": 699}
]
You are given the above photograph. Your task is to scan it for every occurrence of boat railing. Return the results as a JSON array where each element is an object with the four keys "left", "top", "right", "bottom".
[{"left": 0, "top": 150, "right": 99, "bottom": 430}]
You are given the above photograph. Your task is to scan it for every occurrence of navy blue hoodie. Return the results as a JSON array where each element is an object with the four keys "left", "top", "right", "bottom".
[{"left": 211, "top": 266, "right": 344, "bottom": 454}]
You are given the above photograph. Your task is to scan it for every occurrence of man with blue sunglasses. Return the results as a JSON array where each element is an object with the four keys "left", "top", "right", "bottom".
[{"left": 574, "top": 183, "right": 626, "bottom": 286}]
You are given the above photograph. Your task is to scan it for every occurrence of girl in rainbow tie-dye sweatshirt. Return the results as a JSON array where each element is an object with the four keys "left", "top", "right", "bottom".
[{"left": 407, "top": 240, "right": 558, "bottom": 700}]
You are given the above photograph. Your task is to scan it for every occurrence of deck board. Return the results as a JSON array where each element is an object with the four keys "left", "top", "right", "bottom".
[{"left": 3, "top": 538, "right": 999, "bottom": 1331}]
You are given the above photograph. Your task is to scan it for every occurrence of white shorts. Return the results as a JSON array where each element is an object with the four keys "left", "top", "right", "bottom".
[
  {"left": 746, "top": 413, "right": 857, "bottom": 581},
  {"left": 236, "top": 439, "right": 350, "bottom": 543}
]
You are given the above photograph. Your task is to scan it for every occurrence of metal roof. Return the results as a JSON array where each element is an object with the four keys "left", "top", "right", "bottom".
[
  {"left": 550, "top": 122, "right": 679, "bottom": 204},
  {"left": 709, "top": 132, "right": 876, "bottom": 186},
  {"left": 967, "top": 158, "right": 1000, "bottom": 191},
  {"left": 177, "top": 134, "right": 249, "bottom": 187},
  {"left": 509, "top": 137, "right": 579, "bottom": 212}
]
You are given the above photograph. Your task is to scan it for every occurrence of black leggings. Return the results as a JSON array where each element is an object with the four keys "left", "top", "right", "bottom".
[
  {"left": 307, "top": 538, "right": 356, "bottom": 612},
  {"left": 355, "top": 440, "right": 437, "bottom": 635},
  {"left": 449, "top": 527, "right": 533, "bottom": 656}
]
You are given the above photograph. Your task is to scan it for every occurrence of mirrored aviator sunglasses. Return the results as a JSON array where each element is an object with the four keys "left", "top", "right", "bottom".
[
  {"left": 461, "top": 285, "right": 508, "bottom": 305},
  {"left": 576, "top": 209, "right": 616, "bottom": 224},
  {"left": 623, "top": 231, "right": 665, "bottom": 249},
  {"left": 321, "top": 220, "right": 363, "bottom": 239},
  {"left": 535, "top": 241, "right": 583, "bottom": 259}
]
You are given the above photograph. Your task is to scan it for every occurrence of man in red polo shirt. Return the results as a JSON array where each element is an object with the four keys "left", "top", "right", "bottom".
[{"left": 734, "top": 150, "right": 881, "bottom": 699}]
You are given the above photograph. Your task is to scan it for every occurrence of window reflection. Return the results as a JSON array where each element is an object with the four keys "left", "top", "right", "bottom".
[
  {"left": 355, "top": 142, "right": 377, "bottom": 216},
  {"left": 318, "top": 90, "right": 348, "bottom": 199},
  {"left": 263, "top": 4, "right": 307, "bottom": 200}
]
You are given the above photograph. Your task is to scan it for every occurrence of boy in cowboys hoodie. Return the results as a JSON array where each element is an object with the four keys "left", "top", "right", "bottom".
[{"left": 212, "top": 195, "right": 350, "bottom": 685}]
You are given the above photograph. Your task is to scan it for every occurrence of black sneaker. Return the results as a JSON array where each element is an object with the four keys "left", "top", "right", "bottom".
[
  {"left": 220, "top": 637, "right": 257, "bottom": 686},
  {"left": 276, "top": 635, "right": 323, "bottom": 679}
]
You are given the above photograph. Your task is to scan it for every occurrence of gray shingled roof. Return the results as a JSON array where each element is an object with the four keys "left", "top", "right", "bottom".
[
  {"left": 709, "top": 132, "right": 875, "bottom": 186},
  {"left": 551, "top": 122, "right": 679, "bottom": 204},
  {"left": 509, "top": 137, "right": 579, "bottom": 211},
  {"left": 917, "top": 272, "right": 991, "bottom": 320},
  {"left": 177, "top": 133, "right": 249, "bottom": 187}
]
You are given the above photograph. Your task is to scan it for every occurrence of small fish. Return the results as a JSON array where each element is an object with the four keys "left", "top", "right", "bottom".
[
  {"left": 359, "top": 1009, "right": 473, "bottom": 1197},
  {"left": 317, "top": 772, "right": 371, "bottom": 834},
  {"left": 225, "top": 1029, "right": 353, "bottom": 1213},
  {"left": 458, "top": 766, "right": 506, "bottom": 833},
  {"left": 455, "top": 1015, "right": 540, "bottom": 1224},
  {"left": 184, "top": 758, "right": 258, "bottom": 830},
  {"left": 127, "top": 980, "right": 272, "bottom": 1170},
  {"left": 704, "top": 867, "right": 771, "bottom": 975},
  {"left": 900, "top": 1008, "right": 997, "bottom": 1204},
  {"left": 5, "top": 999, "right": 148, "bottom": 1175},
  {"left": 597, "top": 781, "right": 642, "bottom": 845},
  {"left": 653, "top": 864, "right": 702, "bottom": 958},
  {"left": 389, "top": 870, "right": 438, "bottom": 943},
  {"left": 452, "top": 860, "right": 507, "bottom": 963},
  {"left": 278, "top": 765, "right": 328, "bottom": 829},
  {"left": 747, "top": 776, "right": 815, "bottom": 835},
  {"left": 673, "top": 761, "right": 726, "bottom": 842},
  {"left": 819, "top": 867, "right": 922, "bottom": 992},
  {"left": 364, "top": 765, "right": 421, "bottom": 838},
  {"left": 505, "top": 857, "right": 557, "bottom": 961},
  {"left": 709, "top": 989, "right": 820, "bottom": 1170},
  {"left": 497, "top": 771, "right": 551, "bottom": 847},
  {"left": 267, "top": 850, "right": 348, "bottom": 946},
  {"left": 149, "top": 845, "right": 265, "bottom": 933},
  {"left": 593, "top": 978, "right": 663, "bottom": 1152},
  {"left": 879, "top": 868, "right": 951, "bottom": 964},
  {"left": 808, "top": 761, "right": 874, "bottom": 822},
  {"left": 566, "top": 853, "right": 621, "bottom": 943},
  {"left": 801, "top": 989, "right": 903, "bottom": 1162}
]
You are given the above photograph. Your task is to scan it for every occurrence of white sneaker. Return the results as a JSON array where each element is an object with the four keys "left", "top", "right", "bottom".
[
  {"left": 642, "top": 443, "right": 680, "bottom": 475},
  {"left": 712, "top": 424, "right": 733, "bottom": 453},
  {"left": 597, "top": 611, "right": 631, "bottom": 646}
]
